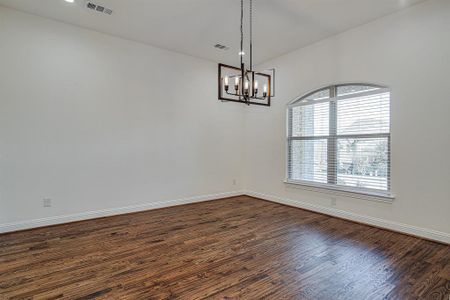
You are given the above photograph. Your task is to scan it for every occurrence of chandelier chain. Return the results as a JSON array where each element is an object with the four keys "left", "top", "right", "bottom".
[
  {"left": 240, "top": 0, "right": 244, "bottom": 66},
  {"left": 250, "top": 0, "right": 253, "bottom": 71}
]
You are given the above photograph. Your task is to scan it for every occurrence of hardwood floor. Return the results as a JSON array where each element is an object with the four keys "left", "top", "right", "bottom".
[{"left": 0, "top": 196, "right": 449, "bottom": 299}]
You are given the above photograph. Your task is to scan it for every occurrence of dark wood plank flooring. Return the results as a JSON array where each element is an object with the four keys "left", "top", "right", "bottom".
[{"left": 0, "top": 196, "right": 449, "bottom": 299}]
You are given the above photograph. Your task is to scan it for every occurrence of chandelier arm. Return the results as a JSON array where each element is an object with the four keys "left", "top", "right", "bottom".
[{"left": 225, "top": 90, "right": 267, "bottom": 100}]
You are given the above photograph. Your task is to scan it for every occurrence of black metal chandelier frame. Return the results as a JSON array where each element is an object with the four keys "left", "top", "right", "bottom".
[{"left": 218, "top": 0, "right": 273, "bottom": 106}]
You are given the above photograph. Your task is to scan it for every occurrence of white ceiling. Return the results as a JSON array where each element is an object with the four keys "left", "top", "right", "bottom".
[{"left": 0, "top": 0, "right": 425, "bottom": 65}]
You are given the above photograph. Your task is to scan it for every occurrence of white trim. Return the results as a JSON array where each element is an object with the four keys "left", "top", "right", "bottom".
[
  {"left": 244, "top": 190, "right": 450, "bottom": 244},
  {"left": 286, "top": 83, "right": 393, "bottom": 201},
  {"left": 284, "top": 179, "right": 395, "bottom": 203},
  {"left": 0, "top": 191, "right": 244, "bottom": 234}
]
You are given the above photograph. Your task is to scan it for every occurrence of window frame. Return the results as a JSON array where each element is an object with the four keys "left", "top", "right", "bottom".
[{"left": 285, "top": 83, "right": 394, "bottom": 200}]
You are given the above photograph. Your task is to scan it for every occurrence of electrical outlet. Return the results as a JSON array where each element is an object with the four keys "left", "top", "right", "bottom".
[
  {"left": 331, "top": 197, "right": 337, "bottom": 207},
  {"left": 43, "top": 198, "right": 52, "bottom": 208},
  {"left": 232, "top": 179, "right": 237, "bottom": 186}
]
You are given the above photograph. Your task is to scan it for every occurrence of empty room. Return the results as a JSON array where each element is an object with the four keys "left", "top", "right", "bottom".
[{"left": 0, "top": 0, "right": 449, "bottom": 299}]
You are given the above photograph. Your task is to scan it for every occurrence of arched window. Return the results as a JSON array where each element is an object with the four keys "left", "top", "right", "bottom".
[{"left": 287, "top": 84, "right": 391, "bottom": 197}]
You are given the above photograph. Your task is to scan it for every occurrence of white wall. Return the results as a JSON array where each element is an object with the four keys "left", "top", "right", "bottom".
[
  {"left": 244, "top": 0, "right": 450, "bottom": 242},
  {"left": 0, "top": 7, "right": 244, "bottom": 230},
  {"left": 1, "top": 1, "right": 449, "bottom": 243}
]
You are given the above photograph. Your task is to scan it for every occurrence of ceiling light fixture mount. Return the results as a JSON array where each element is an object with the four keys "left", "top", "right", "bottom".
[{"left": 218, "top": 0, "right": 274, "bottom": 106}]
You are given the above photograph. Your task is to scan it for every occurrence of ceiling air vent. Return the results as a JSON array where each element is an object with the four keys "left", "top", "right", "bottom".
[
  {"left": 214, "top": 44, "right": 229, "bottom": 50},
  {"left": 86, "top": 2, "right": 113, "bottom": 15}
]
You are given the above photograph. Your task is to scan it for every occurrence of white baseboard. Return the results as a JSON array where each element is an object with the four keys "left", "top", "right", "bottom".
[
  {"left": 0, "top": 190, "right": 244, "bottom": 234},
  {"left": 244, "top": 190, "right": 450, "bottom": 244},
  {"left": 3, "top": 190, "right": 448, "bottom": 244}
]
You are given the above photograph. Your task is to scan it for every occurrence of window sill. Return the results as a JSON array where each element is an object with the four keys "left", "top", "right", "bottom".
[{"left": 284, "top": 179, "right": 395, "bottom": 203}]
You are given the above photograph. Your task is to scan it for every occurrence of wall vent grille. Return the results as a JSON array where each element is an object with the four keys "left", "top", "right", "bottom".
[
  {"left": 214, "top": 44, "right": 229, "bottom": 50},
  {"left": 86, "top": 2, "right": 113, "bottom": 15}
]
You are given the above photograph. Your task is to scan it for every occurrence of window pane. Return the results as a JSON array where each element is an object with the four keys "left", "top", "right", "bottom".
[
  {"left": 337, "top": 85, "right": 380, "bottom": 97},
  {"left": 291, "top": 103, "right": 329, "bottom": 137},
  {"left": 337, "top": 137, "right": 389, "bottom": 191},
  {"left": 337, "top": 91, "right": 390, "bottom": 135},
  {"left": 289, "top": 139, "right": 328, "bottom": 183},
  {"left": 303, "top": 88, "right": 330, "bottom": 101}
]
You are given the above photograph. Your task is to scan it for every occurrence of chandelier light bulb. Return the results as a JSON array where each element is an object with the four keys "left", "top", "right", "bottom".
[
  {"left": 244, "top": 80, "right": 250, "bottom": 96},
  {"left": 223, "top": 76, "right": 229, "bottom": 91},
  {"left": 263, "top": 83, "right": 268, "bottom": 98}
]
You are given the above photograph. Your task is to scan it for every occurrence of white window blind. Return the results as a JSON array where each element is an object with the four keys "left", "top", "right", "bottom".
[{"left": 287, "top": 84, "right": 391, "bottom": 196}]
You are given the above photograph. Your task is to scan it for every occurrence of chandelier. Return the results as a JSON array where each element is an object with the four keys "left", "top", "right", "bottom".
[{"left": 218, "top": 0, "right": 274, "bottom": 106}]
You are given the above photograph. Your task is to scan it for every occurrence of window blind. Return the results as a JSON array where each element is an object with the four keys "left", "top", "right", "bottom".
[{"left": 287, "top": 85, "right": 391, "bottom": 195}]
